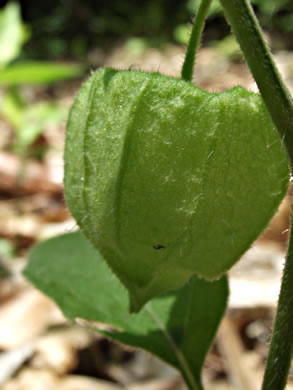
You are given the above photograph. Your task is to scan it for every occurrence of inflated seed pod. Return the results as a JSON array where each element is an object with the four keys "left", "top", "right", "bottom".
[{"left": 64, "top": 67, "right": 289, "bottom": 312}]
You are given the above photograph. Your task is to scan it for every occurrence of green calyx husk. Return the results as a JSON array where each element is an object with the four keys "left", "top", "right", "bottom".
[{"left": 64, "top": 67, "right": 288, "bottom": 312}]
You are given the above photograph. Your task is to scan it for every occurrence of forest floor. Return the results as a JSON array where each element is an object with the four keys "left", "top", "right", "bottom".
[{"left": 1, "top": 41, "right": 293, "bottom": 390}]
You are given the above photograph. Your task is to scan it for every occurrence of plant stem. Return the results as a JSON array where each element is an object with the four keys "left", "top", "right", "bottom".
[
  {"left": 262, "top": 219, "right": 293, "bottom": 389},
  {"left": 219, "top": 1, "right": 293, "bottom": 389},
  {"left": 181, "top": 0, "right": 212, "bottom": 82}
]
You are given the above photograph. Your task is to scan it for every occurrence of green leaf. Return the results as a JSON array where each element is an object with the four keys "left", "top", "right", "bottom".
[
  {"left": 64, "top": 67, "right": 289, "bottom": 311},
  {"left": 187, "top": 0, "right": 222, "bottom": 17},
  {"left": 1, "top": 87, "right": 25, "bottom": 129},
  {"left": 24, "top": 231, "right": 228, "bottom": 390},
  {"left": 210, "top": 35, "right": 242, "bottom": 61},
  {"left": 174, "top": 24, "right": 192, "bottom": 45},
  {"left": 2, "top": 87, "right": 67, "bottom": 153},
  {"left": 0, "top": 3, "right": 27, "bottom": 68},
  {"left": 0, "top": 61, "right": 84, "bottom": 86},
  {"left": 17, "top": 102, "right": 66, "bottom": 147}
]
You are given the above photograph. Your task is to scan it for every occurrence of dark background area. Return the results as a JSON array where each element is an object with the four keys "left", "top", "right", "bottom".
[{"left": 2, "top": 0, "right": 293, "bottom": 60}]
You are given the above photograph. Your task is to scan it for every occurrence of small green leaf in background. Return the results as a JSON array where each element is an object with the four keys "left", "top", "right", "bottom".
[
  {"left": 174, "top": 24, "right": 192, "bottom": 45},
  {"left": 124, "top": 37, "right": 149, "bottom": 56},
  {"left": 24, "top": 231, "right": 228, "bottom": 390},
  {"left": 1, "top": 87, "right": 25, "bottom": 130},
  {"left": 0, "top": 238, "right": 15, "bottom": 259},
  {"left": 16, "top": 102, "right": 66, "bottom": 149},
  {"left": 2, "top": 87, "right": 67, "bottom": 154},
  {"left": 0, "top": 61, "right": 84, "bottom": 86},
  {"left": 0, "top": 2, "right": 28, "bottom": 69},
  {"left": 187, "top": 0, "right": 222, "bottom": 18},
  {"left": 210, "top": 35, "right": 243, "bottom": 61}
]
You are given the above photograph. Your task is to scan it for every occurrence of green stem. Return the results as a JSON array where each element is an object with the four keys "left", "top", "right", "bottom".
[
  {"left": 181, "top": 0, "right": 212, "bottom": 82},
  {"left": 219, "top": 1, "right": 293, "bottom": 389},
  {"left": 261, "top": 219, "right": 293, "bottom": 389}
]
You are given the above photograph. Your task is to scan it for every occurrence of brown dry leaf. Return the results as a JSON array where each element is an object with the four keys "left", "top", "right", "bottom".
[
  {"left": 107, "top": 348, "right": 178, "bottom": 386},
  {"left": 1, "top": 193, "right": 70, "bottom": 224},
  {"left": 0, "top": 195, "right": 71, "bottom": 243},
  {"left": 0, "top": 151, "right": 62, "bottom": 196},
  {"left": 32, "top": 326, "right": 97, "bottom": 375},
  {"left": 0, "top": 117, "right": 11, "bottom": 150},
  {"left": 0, "top": 343, "right": 34, "bottom": 385},
  {"left": 128, "top": 377, "right": 185, "bottom": 390},
  {"left": 33, "top": 338, "right": 77, "bottom": 376},
  {"left": 260, "top": 194, "right": 291, "bottom": 248},
  {"left": 216, "top": 317, "right": 260, "bottom": 390},
  {"left": 229, "top": 242, "right": 284, "bottom": 308},
  {"left": 0, "top": 207, "right": 40, "bottom": 239},
  {"left": 57, "top": 375, "right": 123, "bottom": 390},
  {"left": 105, "top": 45, "right": 183, "bottom": 78},
  {"left": 37, "top": 218, "right": 77, "bottom": 241},
  {"left": 2, "top": 368, "right": 58, "bottom": 390},
  {"left": 274, "top": 51, "right": 293, "bottom": 93},
  {"left": 204, "top": 381, "right": 234, "bottom": 390},
  {"left": 0, "top": 287, "right": 63, "bottom": 349},
  {"left": 3, "top": 370, "right": 122, "bottom": 390}
]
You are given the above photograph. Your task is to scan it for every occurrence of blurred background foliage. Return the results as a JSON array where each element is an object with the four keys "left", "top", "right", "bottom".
[
  {"left": 0, "top": 2, "right": 84, "bottom": 157},
  {"left": 1, "top": 0, "right": 292, "bottom": 62}
]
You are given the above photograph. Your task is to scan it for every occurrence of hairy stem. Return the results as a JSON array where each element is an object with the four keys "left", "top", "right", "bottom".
[
  {"left": 261, "top": 218, "right": 293, "bottom": 389},
  {"left": 219, "top": 0, "right": 293, "bottom": 389},
  {"left": 181, "top": 0, "right": 212, "bottom": 82}
]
